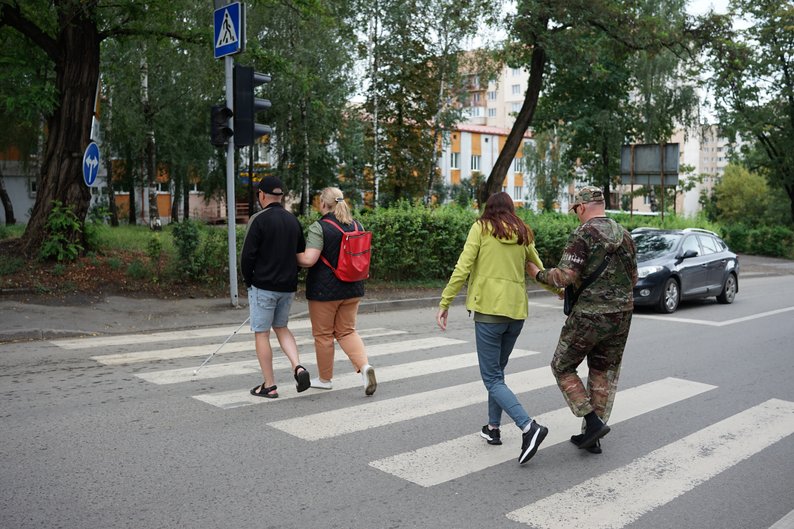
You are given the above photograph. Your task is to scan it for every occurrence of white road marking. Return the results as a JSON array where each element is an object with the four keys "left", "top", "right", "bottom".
[
  {"left": 191, "top": 349, "right": 542, "bottom": 408},
  {"left": 369, "top": 377, "right": 716, "bottom": 487},
  {"left": 143, "top": 340, "right": 526, "bottom": 386},
  {"left": 267, "top": 365, "right": 559, "bottom": 440},
  {"left": 768, "top": 509, "right": 794, "bottom": 529},
  {"left": 634, "top": 307, "right": 794, "bottom": 327},
  {"left": 531, "top": 301, "right": 794, "bottom": 327},
  {"left": 51, "top": 320, "right": 311, "bottom": 349},
  {"left": 506, "top": 398, "right": 794, "bottom": 529},
  {"left": 92, "top": 328, "right": 407, "bottom": 365}
]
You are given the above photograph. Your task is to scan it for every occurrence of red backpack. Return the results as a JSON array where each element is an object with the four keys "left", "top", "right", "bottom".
[{"left": 319, "top": 218, "right": 372, "bottom": 282}]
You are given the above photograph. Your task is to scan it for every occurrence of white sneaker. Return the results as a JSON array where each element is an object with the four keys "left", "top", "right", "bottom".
[
  {"left": 310, "top": 377, "right": 332, "bottom": 390},
  {"left": 362, "top": 364, "right": 377, "bottom": 396}
]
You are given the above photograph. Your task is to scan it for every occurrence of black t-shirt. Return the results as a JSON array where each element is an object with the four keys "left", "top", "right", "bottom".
[{"left": 240, "top": 203, "right": 306, "bottom": 292}]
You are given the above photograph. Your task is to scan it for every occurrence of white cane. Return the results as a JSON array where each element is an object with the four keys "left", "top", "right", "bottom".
[{"left": 192, "top": 317, "right": 250, "bottom": 376}]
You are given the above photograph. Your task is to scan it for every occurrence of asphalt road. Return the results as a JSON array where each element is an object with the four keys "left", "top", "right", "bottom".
[{"left": 1, "top": 273, "right": 793, "bottom": 529}]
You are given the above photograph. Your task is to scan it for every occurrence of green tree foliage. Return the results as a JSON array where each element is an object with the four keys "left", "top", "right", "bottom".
[
  {"left": 0, "top": 0, "right": 207, "bottom": 256},
  {"left": 713, "top": 163, "right": 769, "bottom": 224},
  {"left": 704, "top": 0, "right": 794, "bottom": 222},
  {"left": 523, "top": 130, "right": 573, "bottom": 212},
  {"left": 243, "top": 0, "right": 357, "bottom": 214},
  {"left": 357, "top": 0, "right": 494, "bottom": 206},
  {"left": 482, "top": 0, "right": 694, "bottom": 206},
  {"left": 100, "top": 17, "right": 219, "bottom": 225}
]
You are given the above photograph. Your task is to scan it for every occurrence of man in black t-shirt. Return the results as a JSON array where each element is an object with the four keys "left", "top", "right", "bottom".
[{"left": 240, "top": 176, "right": 311, "bottom": 398}]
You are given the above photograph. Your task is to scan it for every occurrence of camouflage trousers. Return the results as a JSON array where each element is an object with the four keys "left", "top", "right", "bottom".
[{"left": 550, "top": 310, "right": 633, "bottom": 425}]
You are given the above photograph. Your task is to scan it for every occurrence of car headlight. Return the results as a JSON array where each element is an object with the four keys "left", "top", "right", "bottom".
[{"left": 637, "top": 265, "right": 665, "bottom": 279}]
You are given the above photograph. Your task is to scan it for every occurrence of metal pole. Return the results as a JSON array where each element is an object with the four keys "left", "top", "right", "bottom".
[
  {"left": 630, "top": 145, "right": 634, "bottom": 221},
  {"left": 660, "top": 143, "right": 665, "bottom": 222},
  {"left": 225, "top": 55, "right": 239, "bottom": 307}
]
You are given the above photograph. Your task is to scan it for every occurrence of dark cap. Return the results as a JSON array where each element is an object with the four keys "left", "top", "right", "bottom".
[
  {"left": 569, "top": 185, "right": 605, "bottom": 211},
  {"left": 258, "top": 176, "right": 284, "bottom": 196}
]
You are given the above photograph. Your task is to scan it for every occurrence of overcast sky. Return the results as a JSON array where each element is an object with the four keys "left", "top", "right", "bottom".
[{"left": 687, "top": 0, "right": 730, "bottom": 16}]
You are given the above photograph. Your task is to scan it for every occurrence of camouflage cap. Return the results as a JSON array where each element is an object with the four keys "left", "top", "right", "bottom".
[{"left": 569, "top": 185, "right": 605, "bottom": 211}]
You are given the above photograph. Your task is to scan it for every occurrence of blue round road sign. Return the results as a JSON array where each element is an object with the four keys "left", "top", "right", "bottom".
[{"left": 83, "top": 142, "right": 100, "bottom": 186}]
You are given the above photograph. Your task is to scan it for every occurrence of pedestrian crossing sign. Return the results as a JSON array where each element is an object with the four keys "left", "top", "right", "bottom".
[{"left": 214, "top": 2, "right": 244, "bottom": 59}]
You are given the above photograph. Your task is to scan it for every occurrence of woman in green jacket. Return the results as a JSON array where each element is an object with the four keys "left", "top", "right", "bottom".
[{"left": 436, "top": 192, "right": 555, "bottom": 465}]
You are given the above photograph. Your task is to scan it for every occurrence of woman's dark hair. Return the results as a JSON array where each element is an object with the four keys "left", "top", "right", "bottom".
[{"left": 479, "top": 192, "right": 534, "bottom": 245}]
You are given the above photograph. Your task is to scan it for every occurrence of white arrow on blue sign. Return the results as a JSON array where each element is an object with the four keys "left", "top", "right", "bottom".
[
  {"left": 82, "top": 142, "right": 100, "bottom": 187},
  {"left": 214, "top": 2, "right": 243, "bottom": 59}
]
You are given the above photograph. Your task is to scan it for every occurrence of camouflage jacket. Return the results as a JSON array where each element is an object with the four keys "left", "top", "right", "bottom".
[{"left": 536, "top": 217, "right": 638, "bottom": 314}]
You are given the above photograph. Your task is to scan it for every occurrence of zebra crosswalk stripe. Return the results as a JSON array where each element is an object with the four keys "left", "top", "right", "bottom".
[
  {"left": 267, "top": 365, "right": 558, "bottom": 440},
  {"left": 92, "top": 328, "right": 408, "bottom": 365},
  {"left": 369, "top": 377, "right": 717, "bottom": 487},
  {"left": 191, "top": 349, "right": 542, "bottom": 408},
  {"left": 138, "top": 330, "right": 444, "bottom": 385},
  {"left": 51, "top": 320, "right": 311, "bottom": 349},
  {"left": 506, "top": 398, "right": 794, "bottom": 529}
]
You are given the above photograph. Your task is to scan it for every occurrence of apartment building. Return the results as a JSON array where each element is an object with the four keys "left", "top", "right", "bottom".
[{"left": 434, "top": 62, "right": 548, "bottom": 208}]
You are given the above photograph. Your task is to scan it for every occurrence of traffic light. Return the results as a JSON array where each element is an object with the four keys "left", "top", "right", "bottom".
[
  {"left": 233, "top": 65, "right": 272, "bottom": 147},
  {"left": 210, "top": 104, "right": 234, "bottom": 147}
]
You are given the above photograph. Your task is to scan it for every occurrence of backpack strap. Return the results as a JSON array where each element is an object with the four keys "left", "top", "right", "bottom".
[
  {"left": 321, "top": 218, "right": 362, "bottom": 232},
  {"left": 321, "top": 218, "right": 345, "bottom": 233}
]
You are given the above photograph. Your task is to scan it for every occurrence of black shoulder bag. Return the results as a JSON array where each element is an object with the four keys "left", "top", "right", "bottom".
[{"left": 563, "top": 253, "right": 613, "bottom": 316}]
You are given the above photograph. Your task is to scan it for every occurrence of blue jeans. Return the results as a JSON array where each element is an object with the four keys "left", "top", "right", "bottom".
[{"left": 475, "top": 320, "right": 531, "bottom": 430}]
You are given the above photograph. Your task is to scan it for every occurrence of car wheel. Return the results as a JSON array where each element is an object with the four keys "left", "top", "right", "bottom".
[
  {"left": 716, "top": 273, "right": 737, "bottom": 304},
  {"left": 657, "top": 277, "right": 680, "bottom": 313}
]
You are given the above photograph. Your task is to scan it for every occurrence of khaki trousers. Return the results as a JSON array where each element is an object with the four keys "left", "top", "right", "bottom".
[{"left": 308, "top": 297, "right": 368, "bottom": 380}]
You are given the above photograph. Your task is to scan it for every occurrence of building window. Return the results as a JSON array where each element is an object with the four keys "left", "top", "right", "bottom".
[
  {"left": 450, "top": 152, "right": 460, "bottom": 169},
  {"left": 28, "top": 178, "right": 38, "bottom": 198},
  {"left": 513, "top": 158, "right": 524, "bottom": 173},
  {"left": 487, "top": 108, "right": 496, "bottom": 117},
  {"left": 487, "top": 90, "right": 497, "bottom": 100},
  {"left": 511, "top": 84, "right": 521, "bottom": 95},
  {"left": 471, "top": 155, "right": 481, "bottom": 171},
  {"left": 472, "top": 93, "right": 481, "bottom": 103},
  {"left": 514, "top": 186, "right": 523, "bottom": 199},
  {"left": 512, "top": 68, "right": 521, "bottom": 76},
  {"left": 511, "top": 102, "right": 522, "bottom": 113}
]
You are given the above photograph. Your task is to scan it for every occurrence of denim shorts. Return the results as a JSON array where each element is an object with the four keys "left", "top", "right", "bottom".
[{"left": 248, "top": 287, "right": 294, "bottom": 332}]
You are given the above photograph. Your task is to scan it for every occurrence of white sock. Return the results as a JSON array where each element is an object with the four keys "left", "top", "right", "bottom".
[{"left": 522, "top": 420, "right": 534, "bottom": 433}]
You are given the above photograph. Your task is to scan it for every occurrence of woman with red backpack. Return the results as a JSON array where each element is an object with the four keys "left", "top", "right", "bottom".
[{"left": 297, "top": 187, "right": 377, "bottom": 396}]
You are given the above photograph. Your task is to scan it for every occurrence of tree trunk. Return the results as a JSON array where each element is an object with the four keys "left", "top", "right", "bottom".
[
  {"left": 141, "top": 55, "right": 160, "bottom": 227},
  {"left": 301, "top": 98, "right": 310, "bottom": 216},
  {"left": 20, "top": 11, "right": 100, "bottom": 256},
  {"left": 480, "top": 44, "right": 547, "bottom": 207},
  {"left": 183, "top": 177, "right": 190, "bottom": 221},
  {"left": 126, "top": 154, "right": 137, "bottom": 225},
  {"left": 0, "top": 168, "right": 17, "bottom": 224},
  {"left": 106, "top": 157, "right": 119, "bottom": 227},
  {"left": 601, "top": 140, "right": 612, "bottom": 209},
  {"left": 787, "top": 182, "right": 794, "bottom": 223},
  {"left": 171, "top": 164, "right": 181, "bottom": 223}
]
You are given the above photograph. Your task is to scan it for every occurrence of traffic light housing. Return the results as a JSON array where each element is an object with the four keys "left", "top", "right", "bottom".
[
  {"left": 233, "top": 65, "right": 272, "bottom": 147},
  {"left": 210, "top": 104, "right": 234, "bottom": 147}
]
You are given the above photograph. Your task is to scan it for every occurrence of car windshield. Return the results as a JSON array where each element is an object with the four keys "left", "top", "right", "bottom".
[{"left": 632, "top": 232, "right": 681, "bottom": 260}]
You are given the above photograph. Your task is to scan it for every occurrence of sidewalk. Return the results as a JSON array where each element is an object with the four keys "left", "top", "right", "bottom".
[
  {"left": 1, "top": 253, "right": 791, "bottom": 343},
  {"left": 0, "top": 285, "right": 463, "bottom": 343}
]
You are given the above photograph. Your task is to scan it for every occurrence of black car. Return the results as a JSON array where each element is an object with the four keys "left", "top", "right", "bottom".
[{"left": 631, "top": 227, "right": 739, "bottom": 313}]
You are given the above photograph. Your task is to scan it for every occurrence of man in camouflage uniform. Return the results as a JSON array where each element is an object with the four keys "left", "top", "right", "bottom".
[{"left": 527, "top": 186, "right": 637, "bottom": 454}]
